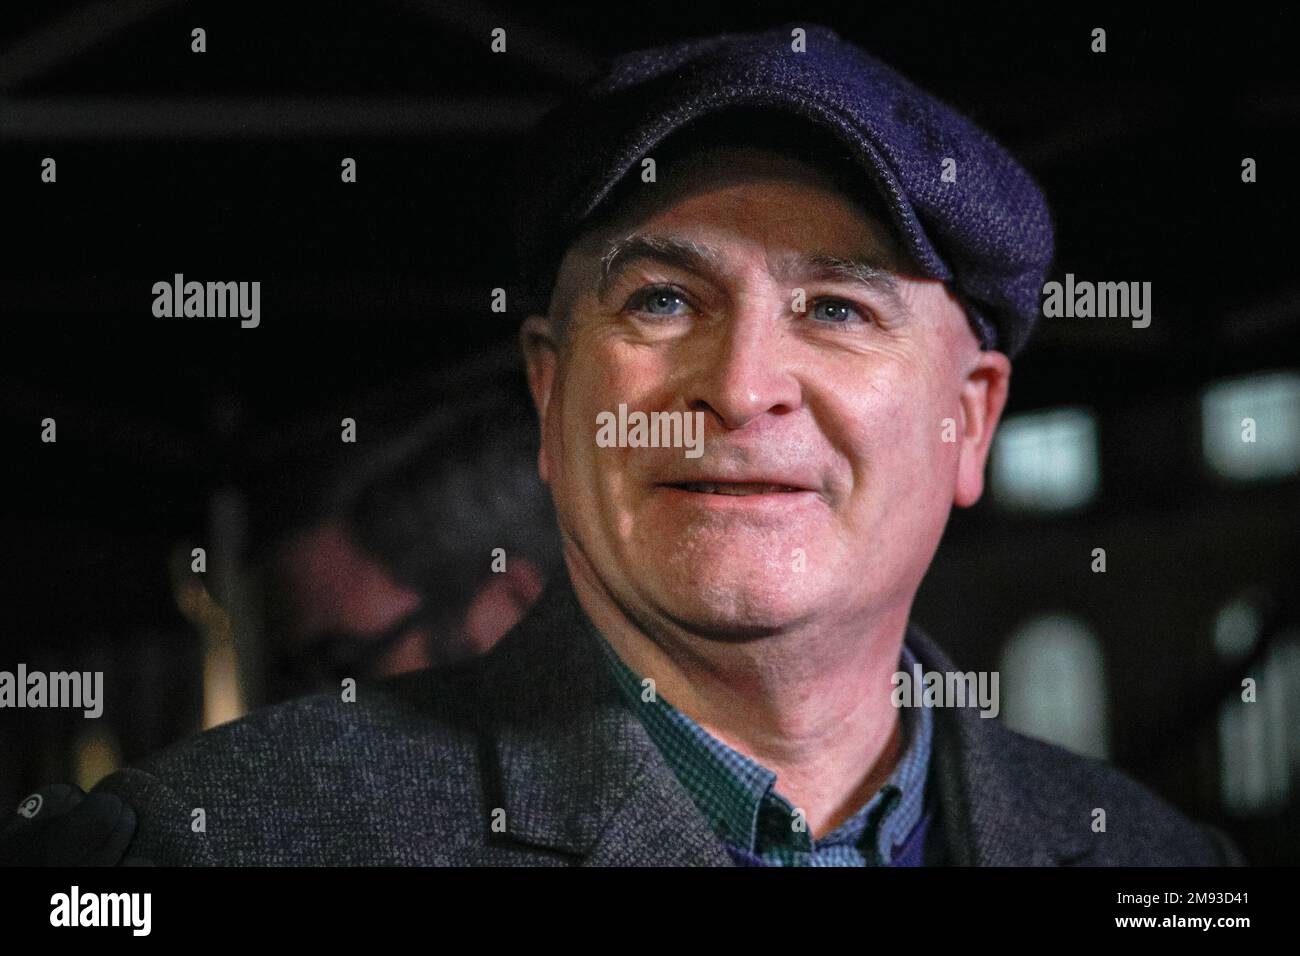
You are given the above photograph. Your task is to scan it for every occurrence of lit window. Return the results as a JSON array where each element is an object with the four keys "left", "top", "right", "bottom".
[
  {"left": 1214, "top": 597, "right": 1262, "bottom": 661},
  {"left": 1217, "top": 604, "right": 1298, "bottom": 816},
  {"left": 990, "top": 407, "right": 1099, "bottom": 511},
  {"left": 1202, "top": 370, "right": 1300, "bottom": 481},
  {"left": 1000, "top": 613, "right": 1109, "bottom": 759}
]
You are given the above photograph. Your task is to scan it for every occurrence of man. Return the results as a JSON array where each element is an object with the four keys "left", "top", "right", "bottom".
[
  {"left": 4, "top": 24, "right": 1241, "bottom": 866},
  {"left": 260, "top": 363, "right": 557, "bottom": 699}
]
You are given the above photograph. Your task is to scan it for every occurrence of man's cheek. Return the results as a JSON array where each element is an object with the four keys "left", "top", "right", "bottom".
[{"left": 852, "top": 392, "right": 946, "bottom": 498}]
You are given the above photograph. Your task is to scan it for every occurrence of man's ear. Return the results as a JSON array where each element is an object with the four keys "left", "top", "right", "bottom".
[
  {"left": 953, "top": 349, "right": 1012, "bottom": 508},
  {"left": 520, "top": 314, "right": 559, "bottom": 483}
]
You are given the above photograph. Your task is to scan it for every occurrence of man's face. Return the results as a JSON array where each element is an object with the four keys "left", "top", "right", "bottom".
[
  {"left": 269, "top": 521, "right": 545, "bottom": 689},
  {"left": 524, "top": 145, "right": 1009, "bottom": 637}
]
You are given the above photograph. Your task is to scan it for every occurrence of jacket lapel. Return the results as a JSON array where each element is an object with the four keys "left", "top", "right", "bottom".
[
  {"left": 479, "top": 577, "right": 1088, "bottom": 866},
  {"left": 905, "top": 622, "right": 1094, "bottom": 866},
  {"left": 476, "top": 576, "right": 734, "bottom": 866}
]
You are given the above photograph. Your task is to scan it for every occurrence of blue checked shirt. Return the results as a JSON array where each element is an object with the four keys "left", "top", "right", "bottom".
[{"left": 594, "top": 632, "right": 933, "bottom": 866}]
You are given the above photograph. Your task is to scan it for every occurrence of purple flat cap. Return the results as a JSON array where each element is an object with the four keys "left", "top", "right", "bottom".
[{"left": 514, "top": 23, "right": 1054, "bottom": 358}]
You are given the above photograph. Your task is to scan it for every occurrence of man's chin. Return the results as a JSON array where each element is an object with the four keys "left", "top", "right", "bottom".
[{"left": 638, "top": 565, "right": 821, "bottom": 639}]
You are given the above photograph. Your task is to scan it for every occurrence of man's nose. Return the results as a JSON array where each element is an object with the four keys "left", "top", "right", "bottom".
[{"left": 686, "top": 307, "right": 802, "bottom": 430}]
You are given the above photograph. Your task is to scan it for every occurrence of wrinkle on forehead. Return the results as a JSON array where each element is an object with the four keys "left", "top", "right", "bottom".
[
  {"left": 542, "top": 145, "right": 988, "bottom": 366},
  {"left": 551, "top": 145, "right": 909, "bottom": 318}
]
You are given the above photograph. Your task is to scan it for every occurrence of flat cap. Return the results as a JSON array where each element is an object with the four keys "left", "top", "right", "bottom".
[{"left": 514, "top": 23, "right": 1054, "bottom": 358}]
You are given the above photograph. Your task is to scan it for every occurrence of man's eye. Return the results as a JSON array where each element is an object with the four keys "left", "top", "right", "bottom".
[
  {"left": 810, "top": 298, "right": 866, "bottom": 324},
  {"left": 626, "top": 285, "right": 690, "bottom": 318}
]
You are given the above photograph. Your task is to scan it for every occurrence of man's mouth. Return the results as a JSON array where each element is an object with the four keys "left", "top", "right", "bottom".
[{"left": 665, "top": 482, "right": 805, "bottom": 496}]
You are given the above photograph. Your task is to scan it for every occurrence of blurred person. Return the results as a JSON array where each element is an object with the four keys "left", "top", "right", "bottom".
[{"left": 262, "top": 375, "right": 559, "bottom": 697}]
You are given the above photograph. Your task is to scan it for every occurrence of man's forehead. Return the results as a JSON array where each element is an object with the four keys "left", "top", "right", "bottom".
[
  {"left": 591, "top": 232, "right": 905, "bottom": 311},
  {"left": 545, "top": 138, "right": 977, "bottom": 355},
  {"left": 571, "top": 144, "right": 909, "bottom": 274}
]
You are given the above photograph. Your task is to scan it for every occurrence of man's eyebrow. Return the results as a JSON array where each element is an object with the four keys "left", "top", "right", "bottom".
[
  {"left": 596, "top": 234, "right": 725, "bottom": 298},
  {"left": 772, "top": 251, "right": 904, "bottom": 308}
]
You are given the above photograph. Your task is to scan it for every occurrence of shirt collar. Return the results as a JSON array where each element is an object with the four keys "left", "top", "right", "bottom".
[{"left": 594, "top": 630, "right": 932, "bottom": 864}]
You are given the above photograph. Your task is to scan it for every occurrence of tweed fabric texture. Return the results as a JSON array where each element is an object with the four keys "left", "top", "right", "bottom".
[
  {"left": 593, "top": 627, "right": 932, "bottom": 866},
  {"left": 73, "top": 575, "right": 1240, "bottom": 865}
]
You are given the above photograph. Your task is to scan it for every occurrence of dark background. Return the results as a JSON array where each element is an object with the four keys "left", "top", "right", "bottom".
[{"left": 2, "top": 1, "right": 1297, "bottom": 863}]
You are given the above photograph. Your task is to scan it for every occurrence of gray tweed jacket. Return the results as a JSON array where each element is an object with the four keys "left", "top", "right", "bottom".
[{"left": 90, "top": 576, "right": 1243, "bottom": 866}]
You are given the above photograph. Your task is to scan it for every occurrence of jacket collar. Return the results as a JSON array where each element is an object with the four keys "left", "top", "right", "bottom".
[
  {"left": 476, "top": 573, "right": 1091, "bottom": 866},
  {"left": 473, "top": 574, "right": 733, "bottom": 865},
  {"left": 904, "top": 621, "right": 1094, "bottom": 866}
]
